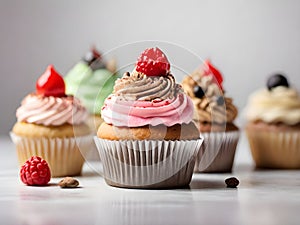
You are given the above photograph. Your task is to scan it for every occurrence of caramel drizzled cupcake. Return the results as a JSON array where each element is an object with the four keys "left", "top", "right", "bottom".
[{"left": 182, "top": 60, "right": 239, "bottom": 172}]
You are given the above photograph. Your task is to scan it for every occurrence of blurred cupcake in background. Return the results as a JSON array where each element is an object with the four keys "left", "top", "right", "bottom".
[
  {"left": 245, "top": 74, "right": 300, "bottom": 169},
  {"left": 64, "top": 47, "right": 119, "bottom": 132},
  {"left": 11, "top": 65, "right": 92, "bottom": 177},
  {"left": 182, "top": 60, "right": 239, "bottom": 172}
]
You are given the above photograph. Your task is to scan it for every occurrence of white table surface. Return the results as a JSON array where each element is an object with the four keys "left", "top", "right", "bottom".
[{"left": 1, "top": 133, "right": 300, "bottom": 225}]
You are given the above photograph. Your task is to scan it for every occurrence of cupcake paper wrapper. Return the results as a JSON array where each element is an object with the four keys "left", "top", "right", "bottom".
[
  {"left": 194, "top": 131, "right": 240, "bottom": 173},
  {"left": 10, "top": 133, "right": 93, "bottom": 177},
  {"left": 246, "top": 129, "right": 300, "bottom": 169},
  {"left": 94, "top": 138, "right": 203, "bottom": 188},
  {"left": 80, "top": 114, "right": 103, "bottom": 162}
]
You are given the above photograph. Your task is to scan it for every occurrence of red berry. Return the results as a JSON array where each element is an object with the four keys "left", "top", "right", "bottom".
[
  {"left": 203, "top": 59, "right": 224, "bottom": 88},
  {"left": 36, "top": 65, "right": 66, "bottom": 97},
  {"left": 20, "top": 156, "right": 51, "bottom": 186},
  {"left": 135, "top": 47, "right": 170, "bottom": 76}
]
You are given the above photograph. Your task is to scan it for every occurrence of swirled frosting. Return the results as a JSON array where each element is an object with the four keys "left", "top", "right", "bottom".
[
  {"left": 101, "top": 71, "right": 194, "bottom": 127},
  {"left": 182, "top": 68, "right": 238, "bottom": 124},
  {"left": 16, "top": 94, "right": 88, "bottom": 126},
  {"left": 245, "top": 86, "right": 300, "bottom": 125},
  {"left": 65, "top": 62, "right": 118, "bottom": 114},
  {"left": 113, "top": 71, "right": 178, "bottom": 101}
]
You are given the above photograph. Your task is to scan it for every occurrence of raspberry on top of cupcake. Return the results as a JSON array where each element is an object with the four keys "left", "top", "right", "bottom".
[
  {"left": 99, "top": 47, "right": 199, "bottom": 140},
  {"left": 245, "top": 74, "right": 300, "bottom": 127},
  {"left": 13, "top": 65, "right": 89, "bottom": 137},
  {"left": 182, "top": 60, "right": 238, "bottom": 132}
]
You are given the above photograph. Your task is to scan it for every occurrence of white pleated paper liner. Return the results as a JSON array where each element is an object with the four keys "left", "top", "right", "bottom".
[
  {"left": 94, "top": 137, "right": 203, "bottom": 188},
  {"left": 72, "top": 115, "right": 104, "bottom": 175},
  {"left": 84, "top": 115, "right": 103, "bottom": 161},
  {"left": 10, "top": 132, "right": 93, "bottom": 177},
  {"left": 194, "top": 131, "right": 240, "bottom": 173},
  {"left": 246, "top": 129, "right": 300, "bottom": 169}
]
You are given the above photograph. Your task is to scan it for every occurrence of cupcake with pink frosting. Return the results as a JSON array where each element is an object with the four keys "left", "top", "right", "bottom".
[
  {"left": 94, "top": 48, "right": 203, "bottom": 188},
  {"left": 11, "top": 65, "right": 92, "bottom": 177}
]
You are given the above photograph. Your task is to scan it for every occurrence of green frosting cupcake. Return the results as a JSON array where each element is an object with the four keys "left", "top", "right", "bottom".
[{"left": 65, "top": 49, "right": 118, "bottom": 115}]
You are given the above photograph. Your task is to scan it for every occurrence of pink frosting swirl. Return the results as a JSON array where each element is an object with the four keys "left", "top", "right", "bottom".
[
  {"left": 16, "top": 94, "right": 88, "bottom": 126},
  {"left": 101, "top": 92, "right": 194, "bottom": 127}
]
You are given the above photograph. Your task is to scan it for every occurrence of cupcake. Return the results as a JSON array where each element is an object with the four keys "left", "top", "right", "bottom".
[
  {"left": 64, "top": 47, "right": 118, "bottom": 132},
  {"left": 10, "top": 65, "right": 91, "bottom": 177},
  {"left": 182, "top": 60, "right": 239, "bottom": 172},
  {"left": 245, "top": 74, "right": 300, "bottom": 169},
  {"left": 94, "top": 47, "right": 203, "bottom": 188}
]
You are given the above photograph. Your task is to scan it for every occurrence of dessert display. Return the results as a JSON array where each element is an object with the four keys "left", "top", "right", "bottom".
[
  {"left": 94, "top": 47, "right": 203, "bottom": 188},
  {"left": 245, "top": 74, "right": 300, "bottom": 169},
  {"left": 11, "top": 65, "right": 91, "bottom": 177},
  {"left": 182, "top": 60, "right": 239, "bottom": 172},
  {"left": 65, "top": 47, "right": 118, "bottom": 132}
]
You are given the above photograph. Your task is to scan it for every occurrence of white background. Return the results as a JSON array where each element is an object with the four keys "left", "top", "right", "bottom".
[{"left": 0, "top": 0, "right": 300, "bottom": 135}]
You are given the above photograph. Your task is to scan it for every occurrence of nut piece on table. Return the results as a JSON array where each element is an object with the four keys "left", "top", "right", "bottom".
[
  {"left": 58, "top": 177, "right": 79, "bottom": 188},
  {"left": 225, "top": 177, "right": 239, "bottom": 188}
]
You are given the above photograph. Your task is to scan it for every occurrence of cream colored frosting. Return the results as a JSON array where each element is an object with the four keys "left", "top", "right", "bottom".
[
  {"left": 182, "top": 69, "right": 238, "bottom": 124},
  {"left": 245, "top": 86, "right": 300, "bottom": 125},
  {"left": 113, "top": 71, "right": 179, "bottom": 101},
  {"left": 17, "top": 94, "right": 88, "bottom": 126}
]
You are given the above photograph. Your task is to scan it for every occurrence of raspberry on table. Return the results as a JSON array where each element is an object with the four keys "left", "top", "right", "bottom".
[
  {"left": 135, "top": 47, "right": 170, "bottom": 76},
  {"left": 20, "top": 156, "right": 51, "bottom": 186}
]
